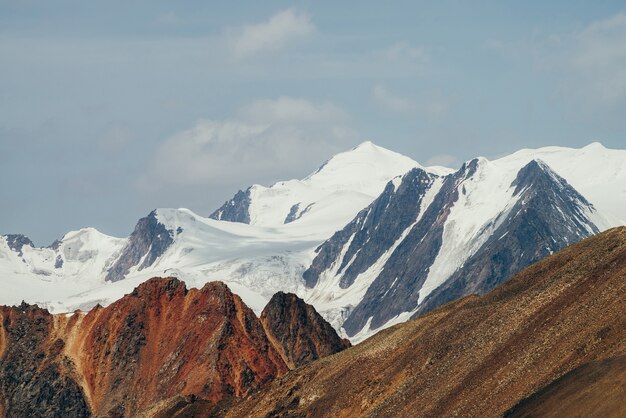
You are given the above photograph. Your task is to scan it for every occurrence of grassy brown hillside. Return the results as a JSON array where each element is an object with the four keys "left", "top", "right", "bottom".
[{"left": 224, "top": 227, "right": 626, "bottom": 418}]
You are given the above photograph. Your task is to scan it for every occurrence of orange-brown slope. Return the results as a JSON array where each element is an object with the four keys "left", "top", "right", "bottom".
[
  {"left": 224, "top": 226, "right": 626, "bottom": 418},
  {"left": 260, "top": 292, "right": 351, "bottom": 369},
  {"left": 69, "top": 277, "right": 288, "bottom": 416},
  {"left": 0, "top": 278, "right": 289, "bottom": 417},
  {"left": 0, "top": 303, "right": 90, "bottom": 417}
]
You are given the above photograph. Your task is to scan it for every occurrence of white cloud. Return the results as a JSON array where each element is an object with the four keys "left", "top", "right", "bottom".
[
  {"left": 138, "top": 97, "right": 357, "bottom": 191},
  {"left": 230, "top": 9, "right": 315, "bottom": 59},
  {"left": 372, "top": 84, "right": 416, "bottom": 114}
]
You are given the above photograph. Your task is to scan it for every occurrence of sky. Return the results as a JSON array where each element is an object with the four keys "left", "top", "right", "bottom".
[{"left": 1, "top": 1, "right": 625, "bottom": 244}]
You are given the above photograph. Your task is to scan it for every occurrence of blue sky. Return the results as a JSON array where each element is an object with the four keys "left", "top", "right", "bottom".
[{"left": 2, "top": 1, "right": 625, "bottom": 244}]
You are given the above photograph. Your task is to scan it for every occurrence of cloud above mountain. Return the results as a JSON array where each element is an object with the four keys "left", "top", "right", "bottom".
[
  {"left": 137, "top": 97, "right": 357, "bottom": 193},
  {"left": 229, "top": 9, "right": 315, "bottom": 60}
]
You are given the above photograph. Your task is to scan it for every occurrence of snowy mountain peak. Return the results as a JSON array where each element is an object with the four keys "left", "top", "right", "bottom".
[
  {"left": 582, "top": 141, "right": 605, "bottom": 150},
  {"left": 352, "top": 140, "right": 377, "bottom": 149},
  {"left": 210, "top": 142, "right": 420, "bottom": 228},
  {"left": 305, "top": 140, "right": 419, "bottom": 182}
]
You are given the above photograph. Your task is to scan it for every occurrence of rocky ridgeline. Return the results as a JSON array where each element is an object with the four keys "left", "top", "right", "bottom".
[{"left": 0, "top": 278, "right": 348, "bottom": 417}]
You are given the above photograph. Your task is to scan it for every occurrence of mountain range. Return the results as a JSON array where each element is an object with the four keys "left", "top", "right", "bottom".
[
  {"left": 1, "top": 141, "right": 625, "bottom": 340},
  {"left": 3, "top": 225, "right": 622, "bottom": 416}
]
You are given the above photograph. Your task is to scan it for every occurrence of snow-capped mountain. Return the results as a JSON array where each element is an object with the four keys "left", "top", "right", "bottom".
[
  {"left": 306, "top": 143, "right": 624, "bottom": 340},
  {"left": 0, "top": 141, "right": 624, "bottom": 342},
  {"left": 0, "top": 142, "right": 425, "bottom": 315},
  {"left": 209, "top": 141, "right": 424, "bottom": 227}
]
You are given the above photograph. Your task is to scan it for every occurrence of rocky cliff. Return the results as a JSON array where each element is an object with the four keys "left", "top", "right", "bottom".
[
  {"left": 260, "top": 292, "right": 350, "bottom": 369},
  {"left": 0, "top": 277, "right": 346, "bottom": 417}
]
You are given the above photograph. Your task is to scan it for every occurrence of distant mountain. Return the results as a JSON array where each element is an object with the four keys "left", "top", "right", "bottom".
[
  {"left": 0, "top": 142, "right": 624, "bottom": 342},
  {"left": 209, "top": 141, "right": 422, "bottom": 227},
  {"left": 220, "top": 226, "right": 626, "bottom": 418},
  {"left": 0, "top": 142, "right": 425, "bottom": 317},
  {"left": 305, "top": 145, "right": 623, "bottom": 338},
  {"left": 0, "top": 278, "right": 347, "bottom": 416}
]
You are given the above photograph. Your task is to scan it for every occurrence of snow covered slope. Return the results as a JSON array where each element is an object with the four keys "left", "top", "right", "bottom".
[
  {"left": 503, "top": 142, "right": 626, "bottom": 225},
  {"left": 306, "top": 143, "right": 624, "bottom": 341},
  {"left": 0, "top": 142, "right": 423, "bottom": 317},
  {"left": 0, "top": 228, "right": 125, "bottom": 309},
  {"left": 0, "top": 141, "right": 623, "bottom": 344},
  {"left": 210, "top": 141, "right": 421, "bottom": 228}
]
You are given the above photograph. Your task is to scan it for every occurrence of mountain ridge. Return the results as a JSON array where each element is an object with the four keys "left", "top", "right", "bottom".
[
  {"left": 219, "top": 226, "right": 626, "bottom": 417},
  {"left": 0, "top": 277, "right": 348, "bottom": 416},
  {"left": 1, "top": 141, "right": 624, "bottom": 342}
]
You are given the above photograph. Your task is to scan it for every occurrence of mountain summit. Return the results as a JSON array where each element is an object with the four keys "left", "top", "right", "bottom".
[{"left": 209, "top": 141, "right": 420, "bottom": 227}]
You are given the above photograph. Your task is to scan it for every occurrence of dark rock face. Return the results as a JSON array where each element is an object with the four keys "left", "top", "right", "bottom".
[
  {"left": 413, "top": 159, "right": 599, "bottom": 317},
  {"left": 0, "top": 303, "right": 90, "bottom": 418},
  {"left": 284, "top": 204, "right": 300, "bottom": 224},
  {"left": 284, "top": 203, "right": 314, "bottom": 224},
  {"left": 77, "top": 278, "right": 288, "bottom": 416},
  {"left": 342, "top": 163, "right": 473, "bottom": 335},
  {"left": 303, "top": 168, "right": 436, "bottom": 289},
  {"left": 260, "top": 292, "right": 350, "bottom": 369},
  {"left": 4, "top": 234, "right": 34, "bottom": 257},
  {"left": 54, "top": 255, "right": 64, "bottom": 269},
  {"left": 209, "top": 189, "right": 251, "bottom": 224},
  {"left": 105, "top": 210, "right": 174, "bottom": 282},
  {"left": 305, "top": 157, "right": 602, "bottom": 337},
  {"left": 48, "top": 240, "right": 62, "bottom": 251}
]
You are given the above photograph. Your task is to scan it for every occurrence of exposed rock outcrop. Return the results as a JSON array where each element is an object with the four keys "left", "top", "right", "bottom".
[
  {"left": 303, "top": 168, "right": 436, "bottom": 289},
  {"left": 413, "top": 159, "right": 600, "bottom": 317},
  {"left": 306, "top": 157, "right": 604, "bottom": 337},
  {"left": 209, "top": 189, "right": 251, "bottom": 224},
  {"left": 260, "top": 292, "right": 350, "bottom": 369},
  {"left": 0, "top": 278, "right": 349, "bottom": 417},
  {"left": 0, "top": 303, "right": 90, "bottom": 418},
  {"left": 105, "top": 210, "right": 174, "bottom": 282},
  {"left": 4, "top": 234, "right": 34, "bottom": 257}
]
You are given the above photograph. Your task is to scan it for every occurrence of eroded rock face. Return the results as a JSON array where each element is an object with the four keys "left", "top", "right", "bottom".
[
  {"left": 0, "top": 303, "right": 90, "bottom": 418},
  {"left": 0, "top": 278, "right": 290, "bottom": 416},
  {"left": 78, "top": 278, "right": 289, "bottom": 416},
  {"left": 209, "top": 189, "right": 251, "bottom": 224},
  {"left": 105, "top": 211, "right": 174, "bottom": 282},
  {"left": 305, "top": 157, "right": 604, "bottom": 337},
  {"left": 260, "top": 292, "right": 350, "bottom": 369},
  {"left": 414, "top": 159, "right": 600, "bottom": 317},
  {"left": 303, "top": 168, "right": 437, "bottom": 289},
  {"left": 0, "top": 278, "right": 350, "bottom": 417}
]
